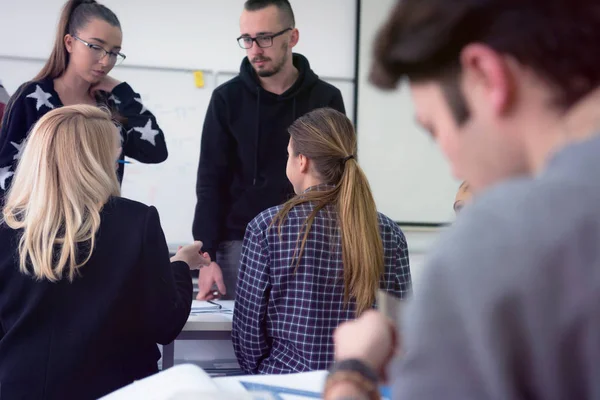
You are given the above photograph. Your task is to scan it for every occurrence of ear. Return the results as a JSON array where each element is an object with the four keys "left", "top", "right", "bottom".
[
  {"left": 64, "top": 34, "right": 74, "bottom": 54},
  {"left": 460, "top": 44, "right": 514, "bottom": 116},
  {"left": 298, "top": 153, "right": 309, "bottom": 174},
  {"left": 289, "top": 28, "right": 299, "bottom": 48}
]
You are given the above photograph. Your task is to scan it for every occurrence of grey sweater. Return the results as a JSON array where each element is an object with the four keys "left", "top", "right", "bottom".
[{"left": 393, "top": 135, "right": 600, "bottom": 399}]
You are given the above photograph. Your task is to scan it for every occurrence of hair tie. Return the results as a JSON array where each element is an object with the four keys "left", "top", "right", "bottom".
[
  {"left": 76, "top": 0, "right": 96, "bottom": 7},
  {"left": 342, "top": 154, "right": 355, "bottom": 165}
]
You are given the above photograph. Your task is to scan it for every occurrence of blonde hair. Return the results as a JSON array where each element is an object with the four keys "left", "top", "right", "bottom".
[
  {"left": 2, "top": 105, "right": 121, "bottom": 282},
  {"left": 272, "top": 108, "right": 384, "bottom": 316}
]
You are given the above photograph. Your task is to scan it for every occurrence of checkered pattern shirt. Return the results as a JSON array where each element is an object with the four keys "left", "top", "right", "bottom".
[{"left": 232, "top": 186, "right": 411, "bottom": 374}]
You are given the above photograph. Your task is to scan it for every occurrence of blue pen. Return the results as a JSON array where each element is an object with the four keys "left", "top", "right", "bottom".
[{"left": 117, "top": 160, "right": 132, "bottom": 164}]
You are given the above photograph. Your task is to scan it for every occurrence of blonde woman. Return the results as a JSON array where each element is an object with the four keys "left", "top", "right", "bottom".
[
  {"left": 232, "top": 108, "right": 411, "bottom": 374},
  {"left": 0, "top": 105, "right": 208, "bottom": 399}
]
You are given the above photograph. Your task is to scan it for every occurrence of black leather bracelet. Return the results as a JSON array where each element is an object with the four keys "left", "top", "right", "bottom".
[{"left": 328, "top": 359, "right": 378, "bottom": 384}]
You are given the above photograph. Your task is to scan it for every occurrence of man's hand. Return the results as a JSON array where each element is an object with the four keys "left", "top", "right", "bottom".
[
  {"left": 334, "top": 310, "right": 398, "bottom": 380},
  {"left": 196, "top": 261, "right": 227, "bottom": 300}
]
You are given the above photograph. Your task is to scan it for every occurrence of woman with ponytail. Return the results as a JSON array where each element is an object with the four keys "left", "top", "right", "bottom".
[
  {"left": 0, "top": 0, "right": 168, "bottom": 199},
  {"left": 232, "top": 107, "right": 412, "bottom": 374}
]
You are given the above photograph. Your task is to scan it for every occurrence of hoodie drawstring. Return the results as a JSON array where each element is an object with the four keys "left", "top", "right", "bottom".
[
  {"left": 292, "top": 98, "right": 297, "bottom": 122},
  {"left": 253, "top": 88, "right": 261, "bottom": 186}
]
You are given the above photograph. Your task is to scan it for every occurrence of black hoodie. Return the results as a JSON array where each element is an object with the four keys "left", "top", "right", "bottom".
[{"left": 193, "top": 53, "right": 346, "bottom": 259}]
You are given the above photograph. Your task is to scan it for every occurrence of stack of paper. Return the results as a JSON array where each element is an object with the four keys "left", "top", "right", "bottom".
[
  {"left": 190, "top": 300, "right": 234, "bottom": 315},
  {"left": 101, "top": 364, "right": 275, "bottom": 400}
]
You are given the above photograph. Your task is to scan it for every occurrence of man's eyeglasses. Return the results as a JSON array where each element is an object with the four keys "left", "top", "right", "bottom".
[
  {"left": 237, "top": 28, "right": 292, "bottom": 49},
  {"left": 73, "top": 36, "right": 126, "bottom": 66}
]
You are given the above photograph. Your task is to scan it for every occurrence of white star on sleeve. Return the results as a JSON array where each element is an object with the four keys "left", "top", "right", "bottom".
[
  {"left": 132, "top": 119, "right": 159, "bottom": 146},
  {"left": 0, "top": 166, "right": 14, "bottom": 190},
  {"left": 134, "top": 97, "right": 148, "bottom": 114},
  {"left": 109, "top": 94, "right": 121, "bottom": 105},
  {"left": 26, "top": 85, "right": 55, "bottom": 111},
  {"left": 10, "top": 140, "right": 25, "bottom": 160}
]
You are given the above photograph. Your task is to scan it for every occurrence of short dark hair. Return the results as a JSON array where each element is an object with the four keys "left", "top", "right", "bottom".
[
  {"left": 371, "top": 0, "right": 600, "bottom": 122},
  {"left": 244, "top": 0, "right": 295, "bottom": 28}
]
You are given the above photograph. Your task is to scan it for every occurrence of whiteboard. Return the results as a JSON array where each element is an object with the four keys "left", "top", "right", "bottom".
[
  {"left": 1, "top": 0, "right": 356, "bottom": 79},
  {"left": 0, "top": 59, "right": 44, "bottom": 94},
  {"left": 110, "top": 68, "right": 209, "bottom": 245},
  {"left": 357, "top": 0, "right": 459, "bottom": 224}
]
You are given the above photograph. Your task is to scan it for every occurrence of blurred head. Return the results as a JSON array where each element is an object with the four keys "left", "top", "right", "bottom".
[
  {"left": 240, "top": 0, "right": 298, "bottom": 78},
  {"left": 275, "top": 108, "right": 384, "bottom": 316},
  {"left": 371, "top": 0, "right": 600, "bottom": 192},
  {"left": 2, "top": 105, "right": 121, "bottom": 282},
  {"left": 454, "top": 181, "right": 472, "bottom": 214},
  {"left": 35, "top": 0, "right": 123, "bottom": 84}
]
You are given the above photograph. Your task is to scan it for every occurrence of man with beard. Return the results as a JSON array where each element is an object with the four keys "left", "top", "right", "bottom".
[{"left": 193, "top": 0, "right": 345, "bottom": 300}]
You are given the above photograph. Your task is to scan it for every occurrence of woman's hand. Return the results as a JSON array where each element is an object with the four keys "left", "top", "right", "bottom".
[
  {"left": 170, "top": 241, "right": 212, "bottom": 270},
  {"left": 89, "top": 75, "right": 122, "bottom": 96}
]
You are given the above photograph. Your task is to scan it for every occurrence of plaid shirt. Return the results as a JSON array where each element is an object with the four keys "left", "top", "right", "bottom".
[{"left": 232, "top": 185, "right": 411, "bottom": 374}]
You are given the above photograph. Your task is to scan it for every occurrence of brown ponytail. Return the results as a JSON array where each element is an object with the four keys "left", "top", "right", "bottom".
[
  {"left": 272, "top": 108, "right": 384, "bottom": 316},
  {"left": 34, "top": 0, "right": 121, "bottom": 81}
]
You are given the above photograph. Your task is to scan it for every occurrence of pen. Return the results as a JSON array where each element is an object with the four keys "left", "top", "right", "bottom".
[{"left": 117, "top": 160, "right": 132, "bottom": 164}]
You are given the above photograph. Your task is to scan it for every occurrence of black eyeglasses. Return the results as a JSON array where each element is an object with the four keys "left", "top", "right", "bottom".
[
  {"left": 237, "top": 28, "right": 292, "bottom": 49},
  {"left": 73, "top": 36, "right": 126, "bottom": 66}
]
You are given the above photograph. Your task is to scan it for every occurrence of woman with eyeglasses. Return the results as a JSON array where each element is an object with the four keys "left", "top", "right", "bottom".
[{"left": 0, "top": 0, "right": 167, "bottom": 198}]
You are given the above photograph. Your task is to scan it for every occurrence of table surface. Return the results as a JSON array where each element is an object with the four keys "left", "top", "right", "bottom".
[{"left": 183, "top": 300, "right": 234, "bottom": 332}]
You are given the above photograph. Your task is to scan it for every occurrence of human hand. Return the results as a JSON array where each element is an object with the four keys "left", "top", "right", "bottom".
[
  {"left": 334, "top": 310, "right": 398, "bottom": 380},
  {"left": 196, "top": 261, "right": 226, "bottom": 300},
  {"left": 90, "top": 75, "right": 122, "bottom": 96},
  {"left": 170, "top": 241, "right": 211, "bottom": 270}
]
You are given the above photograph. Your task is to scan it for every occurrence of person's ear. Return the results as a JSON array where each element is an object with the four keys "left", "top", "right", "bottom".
[
  {"left": 460, "top": 43, "right": 514, "bottom": 117},
  {"left": 64, "top": 34, "right": 75, "bottom": 54},
  {"left": 289, "top": 28, "right": 299, "bottom": 48},
  {"left": 298, "top": 153, "right": 309, "bottom": 174}
]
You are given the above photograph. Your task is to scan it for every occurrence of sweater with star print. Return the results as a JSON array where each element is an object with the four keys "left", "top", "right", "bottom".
[{"left": 0, "top": 77, "right": 167, "bottom": 196}]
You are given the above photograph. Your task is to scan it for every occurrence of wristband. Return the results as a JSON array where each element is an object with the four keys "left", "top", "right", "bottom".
[{"left": 324, "top": 359, "right": 379, "bottom": 400}]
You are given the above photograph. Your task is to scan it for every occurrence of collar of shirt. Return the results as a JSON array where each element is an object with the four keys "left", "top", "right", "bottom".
[{"left": 302, "top": 183, "right": 336, "bottom": 194}]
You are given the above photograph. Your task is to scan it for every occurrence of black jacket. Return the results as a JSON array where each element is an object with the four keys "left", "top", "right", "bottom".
[
  {"left": 0, "top": 198, "right": 192, "bottom": 399},
  {"left": 193, "top": 53, "right": 346, "bottom": 259}
]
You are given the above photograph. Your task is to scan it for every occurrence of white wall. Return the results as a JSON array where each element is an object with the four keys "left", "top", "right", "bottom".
[
  {"left": 401, "top": 228, "right": 445, "bottom": 294},
  {"left": 1, "top": 0, "right": 357, "bottom": 79},
  {"left": 357, "top": 0, "right": 460, "bottom": 225}
]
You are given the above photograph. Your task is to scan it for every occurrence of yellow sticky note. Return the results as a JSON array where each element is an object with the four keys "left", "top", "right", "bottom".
[{"left": 193, "top": 71, "right": 204, "bottom": 88}]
